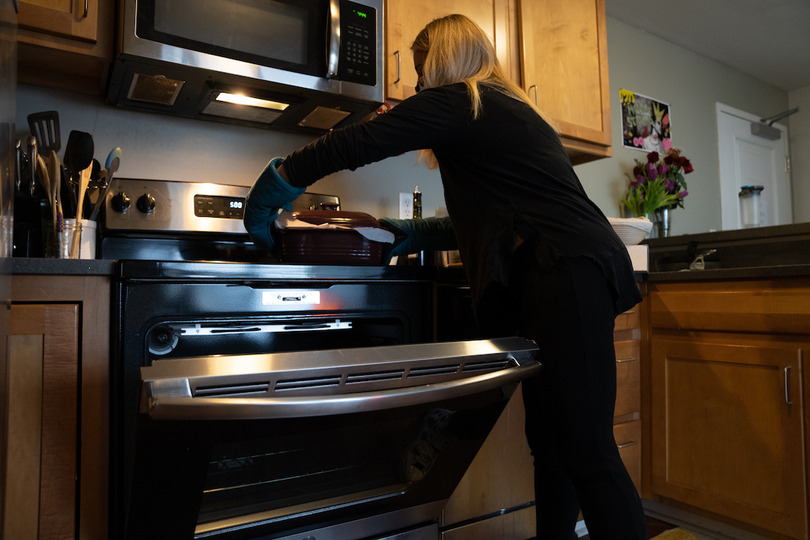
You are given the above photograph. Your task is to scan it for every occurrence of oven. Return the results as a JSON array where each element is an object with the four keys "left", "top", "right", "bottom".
[{"left": 104, "top": 179, "right": 541, "bottom": 539}]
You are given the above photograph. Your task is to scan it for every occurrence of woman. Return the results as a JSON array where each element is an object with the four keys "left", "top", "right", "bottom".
[{"left": 244, "top": 14, "right": 647, "bottom": 540}]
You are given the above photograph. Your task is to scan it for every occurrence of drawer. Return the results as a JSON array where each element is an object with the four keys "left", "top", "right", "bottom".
[
  {"left": 650, "top": 280, "right": 810, "bottom": 334},
  {"left": 615, "top": 307, "right": 641, "bottom": 332},
  {"left": 614, "top": 340, "right": 640, "bottom": 417},
  {"left": 441, "top": 505, "right": 535, "bottom": 540},
  {"left": 614, "top": 419, "right": 641, "bottom": 492}
]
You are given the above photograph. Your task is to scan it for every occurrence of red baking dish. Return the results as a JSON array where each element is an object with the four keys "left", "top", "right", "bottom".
[{"left": 278, "top": 211, "right": 386, "bottom": 265}]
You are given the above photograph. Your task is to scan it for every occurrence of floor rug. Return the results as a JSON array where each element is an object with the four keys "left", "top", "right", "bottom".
[{"left": 651, "top": 528, "right": 715, "bottom": 540}]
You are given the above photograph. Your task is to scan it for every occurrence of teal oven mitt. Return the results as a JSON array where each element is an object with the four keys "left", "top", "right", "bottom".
[
  {"left": 243, "top": 157, "right": 306, "bottom": 251},
  {"left": 379, "top": 216, "right": 458, "bottom": 264}
]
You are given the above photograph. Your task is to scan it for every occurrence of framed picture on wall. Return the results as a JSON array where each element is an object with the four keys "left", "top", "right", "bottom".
[{"left": 620, "top": 89, "right": 672, "bottom": 153}]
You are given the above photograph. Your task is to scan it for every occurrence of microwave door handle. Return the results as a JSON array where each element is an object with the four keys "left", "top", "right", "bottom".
[
  {"left": 145, "top": 361, "right": 540, "bottom": 421},
  {"left": 327, "top": 0, "right": 341, "bottom": 78}
]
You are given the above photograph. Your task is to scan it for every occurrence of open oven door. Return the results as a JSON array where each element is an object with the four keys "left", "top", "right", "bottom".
[{"left": 123, "top": 337, "right": 540, "bottom": 540}]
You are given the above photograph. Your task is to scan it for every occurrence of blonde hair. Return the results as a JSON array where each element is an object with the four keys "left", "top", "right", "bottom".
[{"left": 411, "top": 14, "right": 558, "bottom": 168}]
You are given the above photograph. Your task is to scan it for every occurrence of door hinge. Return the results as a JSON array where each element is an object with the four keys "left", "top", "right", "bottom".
[{"left": 786, "top": 155, "right": 791, "bottom": 174}]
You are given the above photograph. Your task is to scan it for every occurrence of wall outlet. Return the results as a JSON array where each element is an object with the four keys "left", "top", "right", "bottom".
[{"left": 399, "top": 192, "right": 413, "bottom": 219}]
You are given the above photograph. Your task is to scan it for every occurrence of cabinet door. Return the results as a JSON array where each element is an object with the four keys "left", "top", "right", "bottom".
[
  {"left": 517, "top": 0, "right": 611, "bottom": 154},
  {"left": 385, "top": 0, "right": 497, "bottom": 101},
  {"left": 4, "top": 304, "right": 79, "bottom": 540},
  {"left": 18, "top": 0, "right": 100, "bottom": 43},
  {"left": 441, "top": 387, "right": 534, "bottom": 528},
  {"left": 651, "top": 337, "right": 806, "bottom": 539}
]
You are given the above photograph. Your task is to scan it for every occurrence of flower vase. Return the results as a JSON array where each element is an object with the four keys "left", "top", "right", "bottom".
[{"left": 649, "top": 207, "right": 671, "bottom": 239}]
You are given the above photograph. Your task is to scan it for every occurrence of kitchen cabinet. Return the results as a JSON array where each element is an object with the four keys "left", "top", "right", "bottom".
[
  {"left": 385, "top": 0, "right": 516, "bottom": 102},
  {"left": 517, "top": 0, "right": 612, "bottom": 163},
  {"left": 614, "top": 301, "right": 643, "bottom": 492},
  {"left": 646, "top": 278, "right": 809, "bottom": 540},
  {"left": 16, "top": 0, "right": 114, "bottom": 94},
  {"left": 384, "top": 0, "right": 611, "bottom": 164},
  {"left": 5, "top": 274, "right": 110, "bottom": 540}
]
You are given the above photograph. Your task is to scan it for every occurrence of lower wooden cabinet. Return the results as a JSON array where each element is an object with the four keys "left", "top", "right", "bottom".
[
  {"left": 647, "top": 278, "right": 810, "bottom": 540},
  {"left": 441, "top": 387, "right": 535, "bottom": 534},
  {"left": 6, "top": 274, "right": 110, "bottom": 540},
  {"left": 5, "top": 304, "right": 79, "bottom": 540}
]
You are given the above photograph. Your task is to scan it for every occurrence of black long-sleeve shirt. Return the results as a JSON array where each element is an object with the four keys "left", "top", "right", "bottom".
[{"left": 283, "top": 83, "right": 640, "bottom": 313}]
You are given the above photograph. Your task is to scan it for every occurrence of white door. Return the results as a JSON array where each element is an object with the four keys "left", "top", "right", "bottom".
[{"left": 717, "top": 103, "right": 792, "bottom": 230}]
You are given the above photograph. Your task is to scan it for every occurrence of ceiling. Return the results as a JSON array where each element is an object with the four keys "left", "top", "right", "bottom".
[{"left": 605, "top": 0, "right": 810, "bottom": 92}]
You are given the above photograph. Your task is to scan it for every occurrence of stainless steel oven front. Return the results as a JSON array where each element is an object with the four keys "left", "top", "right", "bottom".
[{"left": 111, "top": 261, "right": 540, "bottom": 539}]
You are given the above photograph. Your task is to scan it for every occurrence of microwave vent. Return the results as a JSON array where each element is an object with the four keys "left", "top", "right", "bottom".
[
  {"left": 298, "top": 106, "right": 352, "bottom": 130},
  {"left": 128, "top": 73, "right": 184, "bottom": 106}
]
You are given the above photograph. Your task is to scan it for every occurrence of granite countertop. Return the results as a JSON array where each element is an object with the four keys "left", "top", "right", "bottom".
[
  {"left": 12, "top": 257, "right": 116, "bottom": 276},
  {"left": 12, "top": 223, "right": 810, "bottom": 282},
  {"left": 643, "top": 222, "right": 810, "bottom": 282}
]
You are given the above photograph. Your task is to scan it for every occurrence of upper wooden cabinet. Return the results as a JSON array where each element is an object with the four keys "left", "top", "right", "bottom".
[
  {"left": 385, "top": 0, "right": 503, "bottom": 102},
  {"left": 16, "top": 0, "right": 114, "bottom": 94},
  {"left": 18, "top": 0, "right": 100, "bottom": 43},
  {"left": 517, "top": 0, "right": 611, "bottom": 163},
  {"left": 384, "top": 0, "right": 612, "bottom": 163}
]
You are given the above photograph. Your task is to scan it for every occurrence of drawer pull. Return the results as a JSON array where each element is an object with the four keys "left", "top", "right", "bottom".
[
  {"left": 616, "top": 357, "right": 637, "bottom": 364},
  {"left": 617, "top": 440, "right": 638, "bottom": 450},
  {"left": 784, "top": 366, "right": 792, "bottom": 405},
  {"left": 622, "top": 310, "right": 636, "bottom": 315}
]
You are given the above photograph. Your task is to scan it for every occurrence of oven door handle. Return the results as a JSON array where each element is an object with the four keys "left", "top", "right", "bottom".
[{"left": 144, "top": 361, "right": 540, "bottom": 420}]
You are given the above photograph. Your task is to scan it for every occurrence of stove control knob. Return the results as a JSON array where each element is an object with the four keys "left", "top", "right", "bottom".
[
  {"left": 137, "top": 193, "right": 156, "bottom": 214},
  {"left": 111, "top": 192, "right": 131, "bottom": 213}
]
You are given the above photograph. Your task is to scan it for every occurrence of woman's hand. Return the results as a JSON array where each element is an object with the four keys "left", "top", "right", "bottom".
[{"left": 243, "top": 157, "right": 306, "bottom": 251}]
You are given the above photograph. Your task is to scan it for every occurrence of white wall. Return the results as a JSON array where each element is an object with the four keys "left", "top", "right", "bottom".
[
  {"left": 16, "top": 85, "right": 444, "bottom": 219},
  {"left": 575, "top": 17, "right": 790, "bottom": 235},
  {"left": 15, "top": 16, "right": 795, "bottom": 233},
  {"left": 789, "top": 86, "right": 810, "bottom": 223}
]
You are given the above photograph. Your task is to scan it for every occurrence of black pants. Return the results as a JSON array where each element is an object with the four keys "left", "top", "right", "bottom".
[{"left": 477, "top": 254, "right": 648, "bottom": 540}]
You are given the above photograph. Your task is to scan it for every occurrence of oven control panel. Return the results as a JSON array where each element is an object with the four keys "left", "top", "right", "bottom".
[
  {"left": 194, "top": 195, "right": 245, "bottom": 220},
  {"left": 103, "top": 178, "right": 250, "bottom": 234}
]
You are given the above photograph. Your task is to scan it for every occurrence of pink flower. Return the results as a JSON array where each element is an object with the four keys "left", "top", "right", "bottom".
[
  {"left": 664, "top": 179, "right": 675, "bottom": 191},
  {"left": 636, "top": 174, "right": 646, "bottom": 185},
  {"left": 678, "top": 191, "right": 688, "bottom": 198},
  {"left": 658, "top": 163, "right": 669, "bottom": 176}
]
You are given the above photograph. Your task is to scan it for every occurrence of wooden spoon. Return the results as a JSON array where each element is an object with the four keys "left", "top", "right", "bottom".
[{"left": 70, "top": 164, "right": 92, "bottom": 258}]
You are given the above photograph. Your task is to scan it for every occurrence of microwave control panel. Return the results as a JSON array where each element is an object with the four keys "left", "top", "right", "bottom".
[{"left": 340, "top": 0, "right": 376, "bottom": 85}]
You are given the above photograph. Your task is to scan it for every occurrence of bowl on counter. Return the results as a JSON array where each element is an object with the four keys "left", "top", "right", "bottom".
[{"left": 608, "top": 217, "right": 653, "bottom": 246}]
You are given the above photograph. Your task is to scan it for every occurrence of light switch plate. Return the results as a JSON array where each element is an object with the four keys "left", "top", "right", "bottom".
[{"left": 399, "top": 192, "right": 413, "bottom": 219}]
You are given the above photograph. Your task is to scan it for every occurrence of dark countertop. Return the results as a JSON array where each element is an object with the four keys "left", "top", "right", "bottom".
[
  {"left": 12, "top": 257, "right": 117, "bottom": 276},
  {"left": 13, "top": 221, "right": 810, "bottom": 283},
  {"left": 643, "top": 222, "right": 810, "bottom": 282}
]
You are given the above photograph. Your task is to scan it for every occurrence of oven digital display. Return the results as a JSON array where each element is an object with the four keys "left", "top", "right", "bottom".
[{"left": 195, "top": 195, "right": 246, "bottom": 219}]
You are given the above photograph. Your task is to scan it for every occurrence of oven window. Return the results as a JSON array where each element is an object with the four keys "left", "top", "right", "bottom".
[{"left": 126, "top": 390, "right": 510, "bottom": 539}]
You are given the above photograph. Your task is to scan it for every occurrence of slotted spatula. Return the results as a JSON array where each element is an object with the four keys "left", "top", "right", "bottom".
[{"left": 27, "top": 111, "right": 61, "bottom": 155}]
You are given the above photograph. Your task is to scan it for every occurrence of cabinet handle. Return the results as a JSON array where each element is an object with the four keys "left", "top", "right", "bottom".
[
  {"left": 13, "top": 0, "right": 19, "bottom": 14},
  {"left": 784, "top": 366, "right": 792, "bottom": 405},
  {"left": 623, "top": 310, "right": 636, "bottom": 315},
  {"left": 393, "top": 50, "right": 401, "bottom": 84},
  {"left": 528, "top": 85, "right": 538, "bottom": 106},
  {"left": 616, "top": 357, "right": 637, "bottom": 364},
  {"left": 617, "top": 440, "right": 638, "bottom": 449},
  {"left": 82, "top": 0, "right": 88, "bottom": 18}
]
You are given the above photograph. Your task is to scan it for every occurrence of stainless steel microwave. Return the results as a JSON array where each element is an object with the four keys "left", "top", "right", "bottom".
[{"left": 106, "top": 0, "right": 384, "bottom": 132}]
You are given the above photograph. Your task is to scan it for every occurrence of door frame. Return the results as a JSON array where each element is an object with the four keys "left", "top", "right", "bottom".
[{"left": 716, "top": 102, "right": 792, "bottom": 230}]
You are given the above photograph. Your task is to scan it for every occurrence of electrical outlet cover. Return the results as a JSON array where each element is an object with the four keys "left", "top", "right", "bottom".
[{"left": 399, "top": 192, "right": 413, "bottom": 219}]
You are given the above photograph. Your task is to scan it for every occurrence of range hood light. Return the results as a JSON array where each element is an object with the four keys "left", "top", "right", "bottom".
[{"left": 216, "top": 93, "right": 290, "bottom": 111}]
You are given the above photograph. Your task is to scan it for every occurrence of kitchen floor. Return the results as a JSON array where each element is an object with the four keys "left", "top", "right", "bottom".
[{"left": 576, "top": 516, "right": 678, "bottom": 539}]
